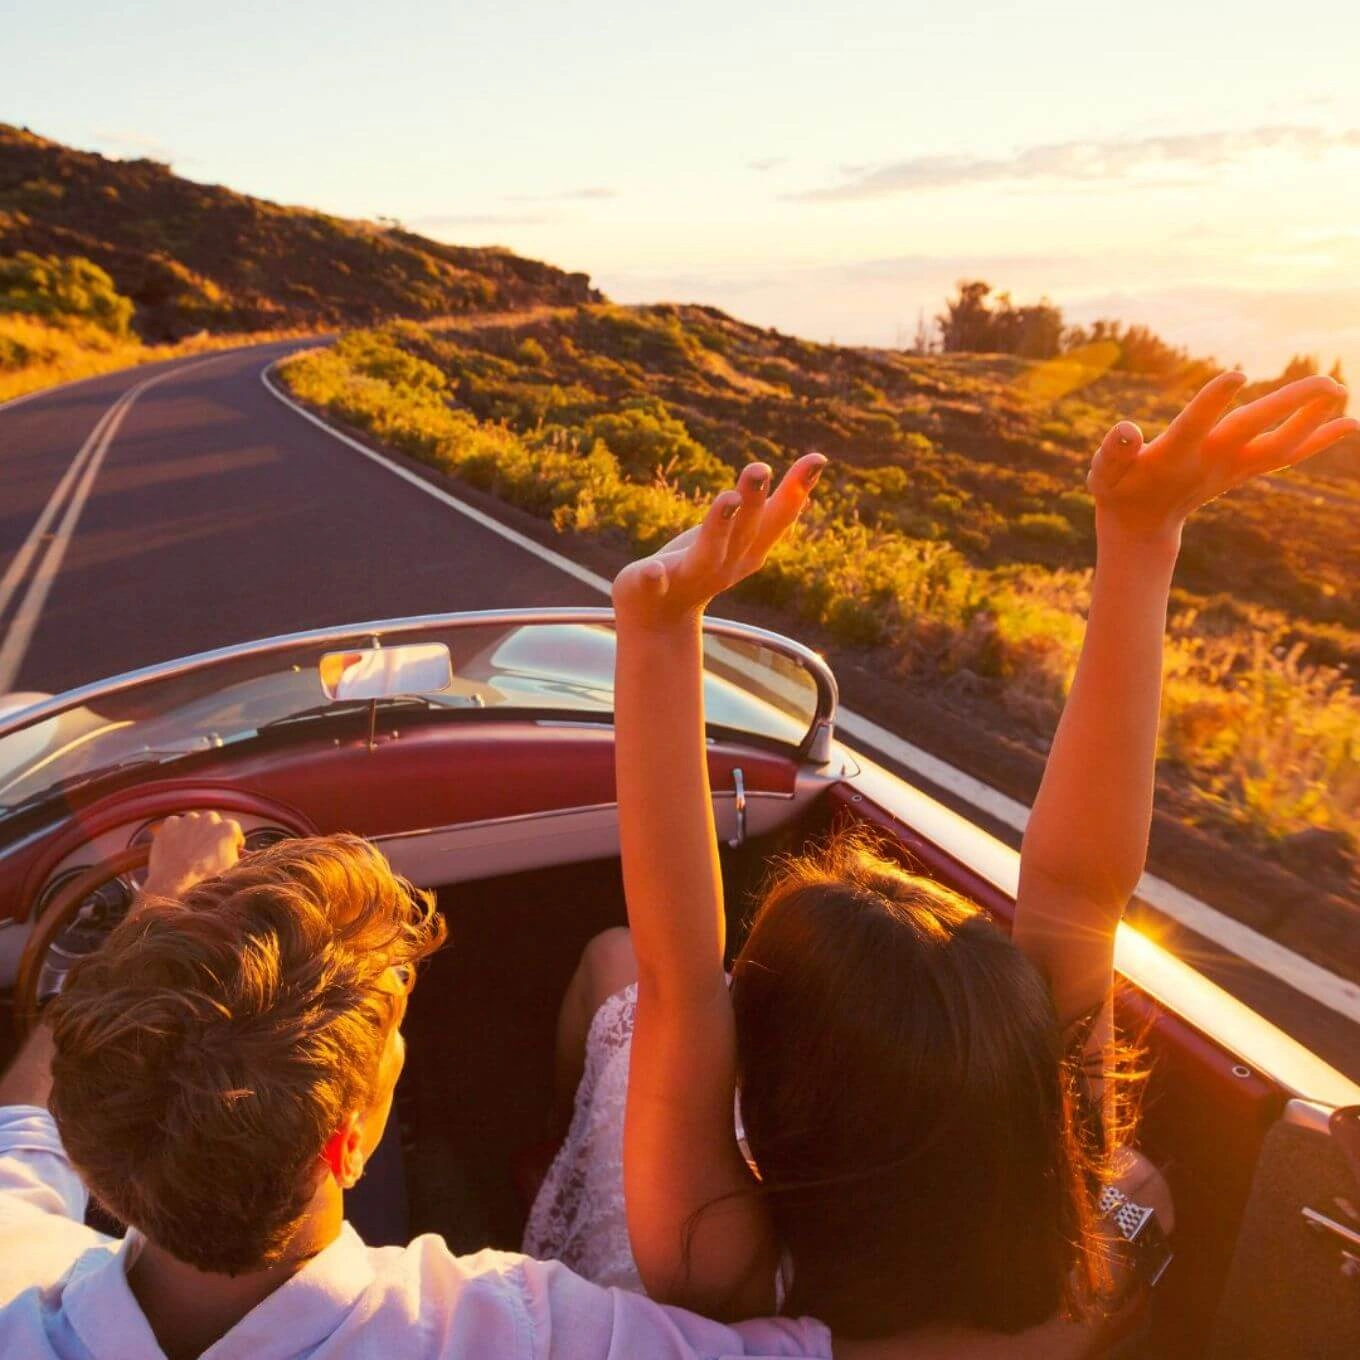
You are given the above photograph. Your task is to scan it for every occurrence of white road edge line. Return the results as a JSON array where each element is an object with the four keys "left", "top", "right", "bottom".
[
  {"left": 0, "top": 384, "right": 74, "bottom": 417},
  {"left": 260, "top": 359, "right": 1360, "bottom": 1027},
  {"left": 0, "top": 337, "right": 302, "bottom": 418},
  {"left": 832, "top": 710, "right": 1360, "bottom": 1022},
  {"left": 0, "top": 355, "right": 228, "bottom": 694},
  {"left": 258, "top": 363, "right": 613, "bottom": 595}
]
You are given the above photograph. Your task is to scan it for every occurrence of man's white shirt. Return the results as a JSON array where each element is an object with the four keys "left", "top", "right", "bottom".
[{"left": 0, "top": 1106, "right": 833, "bottom": 1360}]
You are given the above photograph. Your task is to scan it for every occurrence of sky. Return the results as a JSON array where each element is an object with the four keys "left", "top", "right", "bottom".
[{"left": 4, "top": 0, "right": 1360, "bottom": 379}]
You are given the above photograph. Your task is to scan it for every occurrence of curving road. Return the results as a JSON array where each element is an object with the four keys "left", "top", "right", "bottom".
[
  {"left": 0, "top": 342, "right": 597, "bottom": 696},
  {"left": 1, "top": 340, "right": 1357, "bottom": 1083}
]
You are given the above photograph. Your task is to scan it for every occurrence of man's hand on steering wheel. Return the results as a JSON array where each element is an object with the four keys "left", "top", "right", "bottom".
[{"left": 140, "top": 811, "right": 245, "bottom": 905}]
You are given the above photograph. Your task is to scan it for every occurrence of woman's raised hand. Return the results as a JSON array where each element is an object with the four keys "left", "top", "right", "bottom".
[
  {"left": 1088, "top": 371, "right": 1357, "bottom": 545},
  {"left": 612, "top": 453, "right": 827, "bottom": 626}
]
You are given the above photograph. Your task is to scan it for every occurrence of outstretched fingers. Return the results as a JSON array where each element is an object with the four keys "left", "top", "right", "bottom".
[
  {"left": 690, "top": 489, "right": 744, "bottom": 575},
  {"left": 748, "top": 453, "right": 827, "bottom": 560},
  {"left": 1158, "top": 371, "right": 1247, "bottom": 452},
  {"left": 1211, "top": 374, "right": 1344, "bottom": 449},
  {"left": 1271, "top": 415, "right": 1360, "bottom": 470},
  {"left": 1087, "top": 421, "right": 1144, "bottom": 496},
  {"left": 725, "top": 462, "right": 772, "bottom": 563},
  {"left": 620, "top": 490, "right": 742, "bottom": 603},
  {"left": 1242, "top": 394, "right": 1347, "bottom": 473},
  {"left": 622, "top": 455, "right": 828, "bottom": 612}
]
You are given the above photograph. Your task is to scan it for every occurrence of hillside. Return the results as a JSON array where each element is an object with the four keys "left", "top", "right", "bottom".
[
  {"left": 279, "top": 308, "right": 1360, "bottom": 956},
  {"left": 1, "top": 123, "right": 1354, "bottom": 934},
  {"left": 0, "top": 124, "right": 598, "bottom": 338},
  {"left": 427, "top": 305, "right": 1359, "bottom": 641}
]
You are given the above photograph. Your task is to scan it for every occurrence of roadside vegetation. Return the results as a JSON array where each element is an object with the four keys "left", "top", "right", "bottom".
[
  {"left": 280, "top": 310, "right": 1359, "bottom": 866},
  {"left": 0, "top": 251, "right": 289, "bottom": 401}
]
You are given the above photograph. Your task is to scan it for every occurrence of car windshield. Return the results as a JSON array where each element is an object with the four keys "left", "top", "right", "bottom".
[{"left": 0, "top": 617, "right": 826, "bottom": 822}]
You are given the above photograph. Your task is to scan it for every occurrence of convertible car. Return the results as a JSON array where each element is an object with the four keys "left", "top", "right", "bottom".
[{"left": 0, "top": 608, "right": 1356, "bottom": 1358}]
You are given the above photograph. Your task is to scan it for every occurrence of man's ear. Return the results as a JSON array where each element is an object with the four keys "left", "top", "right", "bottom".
[{"left": 321, "top": 1111, "right": 366, "bottom": 1190}]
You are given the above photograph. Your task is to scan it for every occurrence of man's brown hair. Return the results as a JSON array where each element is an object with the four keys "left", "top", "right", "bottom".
[{"left": 48, "top": 834, "right": 446, "bottom": 1274}]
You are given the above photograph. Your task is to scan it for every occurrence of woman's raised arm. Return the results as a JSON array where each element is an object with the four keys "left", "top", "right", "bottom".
[
  {"left": 613, "top": 453, "right": 826, "bottom": 1315},
  {"left": 1013, "top": 372, "right": 1355, "bottom": 1034}
]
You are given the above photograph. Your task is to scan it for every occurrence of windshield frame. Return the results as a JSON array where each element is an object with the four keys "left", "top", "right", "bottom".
[{"left": 0, "top": 607, "right": 839, "bottom": 774}]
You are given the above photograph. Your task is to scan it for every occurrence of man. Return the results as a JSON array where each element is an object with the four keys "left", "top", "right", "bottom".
[{"left": 0, "top": 814, "right": 1121, "bottom": 1359}]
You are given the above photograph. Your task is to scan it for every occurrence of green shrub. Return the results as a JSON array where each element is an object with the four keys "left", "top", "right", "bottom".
[
  {"left": 0, "top": 252, "right": 134, "bottom": 336},
  {"left": 334, "top": 329, "right": 448, "bottom": 393},
  {"left": 930, "top": 492, "right": 967, "bottom": 519},
  {"left": 517, "top": 337, "right": 549, "bottom": 367},
  {"left": 1056, "top": 490, "right": 1094, "bottom": 531},
  {"left": 1039, "top": 418, "right": 1076, "bottom": 443},
  {"left": 577, "top": 403, "right": 727, "bottom": 489},
  {"left": 1015, "top": 512, "right": 1077, "bottom": 544}
]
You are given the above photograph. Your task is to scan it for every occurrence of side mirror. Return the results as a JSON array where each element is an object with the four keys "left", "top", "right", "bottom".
[{"left": 318, "top": 643, "right": 454, "bottom": 702}]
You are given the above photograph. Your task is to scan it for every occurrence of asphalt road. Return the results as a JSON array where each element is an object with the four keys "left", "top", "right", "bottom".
[
  {"left": 0, "top": 343, "right": 597, "bottom": 695},
  {"left": 2, "top": 341, "right": 1357, "bottom": 1084}
]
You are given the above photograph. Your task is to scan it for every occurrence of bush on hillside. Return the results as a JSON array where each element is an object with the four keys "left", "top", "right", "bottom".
[
  {"left": 577, "top": 403, "right": 727, "bottom": 489},
  {"left": 280, "top": 321, "right": 1360, "bottom": 854},
  {"left": 938, "top": 281, "right": 1065, "bottom": 359},
  {"left": 0, "top": 252, "right": 134, "bottom": 335}
]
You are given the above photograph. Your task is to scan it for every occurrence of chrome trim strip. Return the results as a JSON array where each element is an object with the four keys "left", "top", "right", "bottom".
[
  {"left": 0, "top": 819, "right": 67, "bottom": 866},
  {"left": 1302, "top": 1206, "right": 1360, "bottom": 1250},
  {"left": 0, "top": 609, "right": 837, "bottom": 759},
  {"left": 1283, "top": 1098, "right": 1337, "bottom": 1136},
  {"left": 375, "top": 801, "right": 617, "bottom": 842},
  {"left": 842, "top": 748, "right": 1360, "bottom": 1109},
  {"left": 729, "top": 767, "right": 747, "bottom": 848},
  {"left": 0, "top": 720, "right": 135, "bottom": 800},
  {"left": 371, "top": 788, "right": 796, "bottom": 845}
]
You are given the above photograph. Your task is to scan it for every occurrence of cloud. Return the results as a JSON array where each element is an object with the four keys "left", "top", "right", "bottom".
[
  {"left": 1290, "top": 226, "right": 1360, "bottom": 249},
  {"left": 600, "top": 255, "right": 1360, "bottom": 383},
  {"left": 412, "top": 188, "right": 620, "bottom": 231},
  {"left": 90, "top": 128, "right": 177, "bottom": 162},
  {"left": 832, "top": 252, "right": 1072, "bottom": 283},
  {"left": 790, "top": 125, "right": 1360, "bottom": 201},
  {"left": 600, "top": 252, "right": 1076, "bottom": 314},
  {"left": 1091, "top": 282, "right": 1360, "bottom": 337},
  {"left": 747, "top": 157, "right": 786, "bottom": 173},
  {"left": 1171, "top": 222, "right": 1231, "bottom": 243},
  {"left": 1064, "top": 283, "right": 1360, "bottom": 378},
  {"left": 412, "top": 212, "right": 556, "bottom": 229},
  {"left": 506, "top": 187, "right": 618, "bottom": 202}
]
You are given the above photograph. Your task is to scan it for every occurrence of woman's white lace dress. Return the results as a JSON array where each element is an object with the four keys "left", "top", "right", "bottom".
[
  {"left": 524, "top": 980, "right": 790, "bottom": 1306},
  {"left": 523, "top": 982, "right": 645, "bottom": 1290}
]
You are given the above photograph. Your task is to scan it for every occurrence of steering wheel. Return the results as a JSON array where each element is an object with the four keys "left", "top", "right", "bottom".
[{"left": 16, "top": 845, "right": 151, "bottom": 1037}]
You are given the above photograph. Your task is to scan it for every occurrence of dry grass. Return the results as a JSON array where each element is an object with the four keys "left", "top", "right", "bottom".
[
  {"left": 281, "top": 323, "right": 1360, "bottom": 854},
  {"left": 0, "top": 315, "right": 308, "bottom": 403}
]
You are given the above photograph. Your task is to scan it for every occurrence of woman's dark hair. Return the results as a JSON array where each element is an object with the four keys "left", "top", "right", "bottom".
[{"left": 730, "top": 831, "right": 1140, "bottom": 1339}]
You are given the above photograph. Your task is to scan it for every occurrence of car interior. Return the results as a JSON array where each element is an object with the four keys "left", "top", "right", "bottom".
[{"left": 0, "top": 614, "right": 1356, "bottom": 1359}]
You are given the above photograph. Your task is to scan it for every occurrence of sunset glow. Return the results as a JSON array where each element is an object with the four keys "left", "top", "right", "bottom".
[{"left": 5, "top": 0, "right": 1358, "bottom": 379}]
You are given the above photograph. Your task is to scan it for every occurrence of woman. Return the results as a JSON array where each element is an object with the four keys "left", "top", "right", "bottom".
[{"left": 526, "top": 373, "right": 1353, "bottom": 1339}]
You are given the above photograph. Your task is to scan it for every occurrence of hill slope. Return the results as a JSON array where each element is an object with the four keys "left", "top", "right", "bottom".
[
  {"left": 0, "top": 124, "right": 598, "bottom": 338},
  {"left": 406, "top": 304, "right": 1360, "bottom": 642},
  {"left": 280, "top": 309, "right": 1360, "bottom": 914},
  {"left": 2, "top": 124, "right": 1354, "bottom": 919}
]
